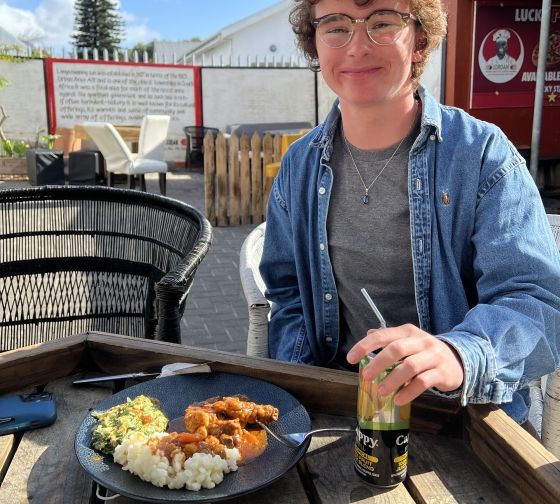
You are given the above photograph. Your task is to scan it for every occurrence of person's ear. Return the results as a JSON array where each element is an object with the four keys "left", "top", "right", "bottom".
[{"left": 412, "top": 30, "right": 427, "bottom": 63}]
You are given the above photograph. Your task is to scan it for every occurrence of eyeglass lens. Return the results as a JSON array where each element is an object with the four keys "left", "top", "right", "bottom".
[{"left": 316, "top": 11, "right": 408, "bottom": 48}]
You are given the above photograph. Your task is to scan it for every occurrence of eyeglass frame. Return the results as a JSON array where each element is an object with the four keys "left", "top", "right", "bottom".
[{"left": 310, "top": 9, "right": 420, "bottom": 48}]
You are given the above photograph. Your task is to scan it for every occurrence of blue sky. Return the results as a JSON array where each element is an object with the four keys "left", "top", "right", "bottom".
[{"left": 0, "top": 0, "right": 282, "bottom": 49}]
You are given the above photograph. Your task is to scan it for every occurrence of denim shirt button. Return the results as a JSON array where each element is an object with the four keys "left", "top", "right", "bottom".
[
  {"left": 319, "top": 187, "right": 326, "bottom": 195},
  {"left": 325, "top": 293, "right": 332, "bottom": 301},
  {"left": 429, "top": 134, "right": 436, "bottom": 141},
  {"left": 326, "top": 337, "right": 333, "bottom": 343},
  {"left": 320, "top": 243, "right": 325, "bottom": 251}
]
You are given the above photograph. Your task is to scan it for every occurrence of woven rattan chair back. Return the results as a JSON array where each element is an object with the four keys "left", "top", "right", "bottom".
[{"left": 0, "top": 186, "right": 212, "bottom": 351}]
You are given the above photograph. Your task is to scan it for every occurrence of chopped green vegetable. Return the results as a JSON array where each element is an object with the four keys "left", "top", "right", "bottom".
[{"left": 91, "top": 395, "right": 169, "bottom": 454}]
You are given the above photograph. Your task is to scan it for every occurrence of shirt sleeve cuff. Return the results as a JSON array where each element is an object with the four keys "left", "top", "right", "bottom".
[{"left": 433, "top": 332, "right": 495, "bottom": 406}]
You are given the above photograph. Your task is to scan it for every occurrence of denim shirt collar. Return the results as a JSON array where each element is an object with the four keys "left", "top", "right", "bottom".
[{"left": 309, "top": 84, "right": 443, "bottom": 161}]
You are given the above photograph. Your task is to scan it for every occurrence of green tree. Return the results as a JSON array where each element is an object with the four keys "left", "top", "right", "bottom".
[
  {"left": 71, "top": 0, "right": 125, "bottom": 54},
  {"left": 131, "top": 41, "right": 154, "bottom": 61}
]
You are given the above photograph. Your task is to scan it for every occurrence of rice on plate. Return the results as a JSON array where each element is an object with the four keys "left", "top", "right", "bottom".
[{"left": 114, "top": 431, "right": 240, "bottom": 491}]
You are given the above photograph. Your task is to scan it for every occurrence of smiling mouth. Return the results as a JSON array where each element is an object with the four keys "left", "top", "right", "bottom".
[{"left": 342, "top": 68, "right": 381, "bottom": 76}]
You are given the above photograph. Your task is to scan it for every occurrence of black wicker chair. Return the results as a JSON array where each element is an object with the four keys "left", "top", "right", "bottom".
[
  {"left": 183, "top": 126, "right": 219, "bottom": 168},
  {"left": 0, "top": 186, "right": 212, "bottom": 351}
]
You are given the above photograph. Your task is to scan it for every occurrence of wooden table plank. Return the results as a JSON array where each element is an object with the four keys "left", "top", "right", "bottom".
[
  {"left": 0, "top": 335, "right": 87, "bottom": 394},
  {"left": 305, "top": 414, "right": 414, "bottom": 503},
  {"left": 0, "top": 377, "right": 109, "bottom": 504},
  {"left": 406, "top": 432, "right": 517, "bottom": 503},
  {"left": 467, "top": 405, "right": 560, "bottom": 504},
  {"left": 0, "top": 434, "right": 15, "bottom": 482},
  {"left": 228, "top": 472, "right": 310, "bottom": 504}
]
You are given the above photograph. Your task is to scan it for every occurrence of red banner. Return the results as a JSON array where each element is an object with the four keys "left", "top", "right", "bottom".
[{"left": 471, "top": 1, "right": 560, "bottom": 108}]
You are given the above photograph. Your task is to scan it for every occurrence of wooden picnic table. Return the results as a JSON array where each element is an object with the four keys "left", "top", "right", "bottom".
[{"left": 1, "top": 332, "right": 559, "bottom": 503}]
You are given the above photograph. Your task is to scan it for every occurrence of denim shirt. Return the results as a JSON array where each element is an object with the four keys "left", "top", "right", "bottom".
[{"left": 260, "top": 86, "right": 560, "bottom": 423}]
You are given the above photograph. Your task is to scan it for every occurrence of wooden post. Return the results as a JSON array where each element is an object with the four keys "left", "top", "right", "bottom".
[
  {"left": 216, "top": 133, "right": 228, "bottom": 226},
  {"left": 251, "top": 132, "right": 263, "bottom": 225},
  {"left": 262, "top": 133, "right": 274, "bottom": 216},
  {"left": 228, "top": 133, "right": 240, "bottom": 226},
  {"left": 240, "top": 134, "right": 251, "bottom": 225},
  {"left": 203, "top": 133, "right": 216, "bottom": 225},
  {"left": 273, "top": 134, "right": 282, "bottom": 162}
]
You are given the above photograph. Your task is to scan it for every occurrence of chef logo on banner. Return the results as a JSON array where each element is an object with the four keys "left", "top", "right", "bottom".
[
  {"left": 478, "top": 28, "right": 524, "bottom": 83},
  {"left": 472, "top": 1, "right": 560, "bottom": 108}
]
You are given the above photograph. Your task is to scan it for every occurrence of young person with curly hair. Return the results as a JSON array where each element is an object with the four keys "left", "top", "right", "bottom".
[{"left": 260, "top": 0, "right": 560, "bottom": 430}]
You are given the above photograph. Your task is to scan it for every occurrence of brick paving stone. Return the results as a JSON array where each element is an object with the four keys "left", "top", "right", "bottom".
[{"left": 139, "top": 172, "right": 255, "bottom": 355}]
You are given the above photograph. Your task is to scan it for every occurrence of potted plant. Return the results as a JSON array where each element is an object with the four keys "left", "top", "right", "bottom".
[
  {"left": 0, "top": 137, "right": 29, "bottom": 177},
  {"left": 26, "top": 131, "right": 64, "bottom": 185}
]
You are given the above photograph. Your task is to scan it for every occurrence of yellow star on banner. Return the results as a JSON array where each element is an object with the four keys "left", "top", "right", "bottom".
[{"left": 548, "top": 92, "right": 558, "bottom": 103}]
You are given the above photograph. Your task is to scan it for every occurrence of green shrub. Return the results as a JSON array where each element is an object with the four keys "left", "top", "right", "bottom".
[
  {"left": 1, "top": 138, "right": 29, "bottom": 157},
  {"left": 39, "top": 133, "right": 62, "bottom": 150}
]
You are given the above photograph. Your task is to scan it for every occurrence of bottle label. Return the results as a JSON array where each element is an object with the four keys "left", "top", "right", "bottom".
[{"left": 354, "top": 427, "right": 409, "bottom": 487}]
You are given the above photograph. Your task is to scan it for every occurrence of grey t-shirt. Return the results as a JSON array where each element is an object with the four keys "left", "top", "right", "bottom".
[{"left": 327, "top": 117, "right": 421, "bottom": 359}]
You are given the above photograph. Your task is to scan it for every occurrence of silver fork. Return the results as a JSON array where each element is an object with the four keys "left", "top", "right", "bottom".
[{"left": 256, "top": 420, "right": 355, "bottom": 448}]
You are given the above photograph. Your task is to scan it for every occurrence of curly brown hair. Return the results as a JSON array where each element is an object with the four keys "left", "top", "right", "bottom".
[{"left": 289, "top": 0, "right": 447, "bottom": 87}]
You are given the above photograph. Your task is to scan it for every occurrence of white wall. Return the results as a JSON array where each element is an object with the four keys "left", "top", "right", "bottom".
[
  {"left": 198, "top": 40, "right": 232, "bottom": 65},
  {"left": 421, "top": 44, "right": 444, "bottom": 102},
  {"left": 228, "top": 10, "right": 297, "bottom": 59},
  {"left": 0, "top": 60, "right": 47, "bottom": 143},
  {"left": 201, "top": 67, "right": 316, "bottom": 131}
]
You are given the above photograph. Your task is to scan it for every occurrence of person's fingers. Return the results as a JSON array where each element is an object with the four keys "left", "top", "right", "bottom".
[
  {"left": 347, "top": 324, "right": 419, "bottom": 364},
  {"left": 376, "top": 348, "right": 436, "bottom": 395},
  {"left": 394, "top": 369, "right": 441, "bottom": 405},
  {"left": 360, "top": 335, "right": 427, "bottom": 381},
  {"left": 346, "top": 329, "right": 383, "bottom": 364}
]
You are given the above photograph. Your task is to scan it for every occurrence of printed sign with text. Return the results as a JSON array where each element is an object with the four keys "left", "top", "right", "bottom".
[
  {"left": 45, "top": 59, "right": 201, "bottom": 164},
  {"left": 471, "top": 1, "right": 560, "bottom": 108}
]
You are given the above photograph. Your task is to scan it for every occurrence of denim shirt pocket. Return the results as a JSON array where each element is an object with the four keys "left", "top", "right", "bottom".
[{"left": 290, "top": 324, "right": 312, "bottom": 363}]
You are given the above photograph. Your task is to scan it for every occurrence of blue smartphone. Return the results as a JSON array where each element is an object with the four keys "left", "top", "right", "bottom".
[{"left": 0, "top": 392, "right": 57, "bottom": 435}]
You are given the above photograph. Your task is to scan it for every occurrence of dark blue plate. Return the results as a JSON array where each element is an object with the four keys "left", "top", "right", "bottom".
[{"left": 74, "top": 373, "right": 311, "bottom": 503}]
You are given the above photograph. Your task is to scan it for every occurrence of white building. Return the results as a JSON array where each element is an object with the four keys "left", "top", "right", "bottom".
[{"left": 183, "top": 0, "right": 301, "bottom": 66}]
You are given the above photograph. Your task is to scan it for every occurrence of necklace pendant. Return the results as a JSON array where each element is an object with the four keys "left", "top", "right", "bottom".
[{"left": 362, "top": 193, "right": 369, "bottom": 204}]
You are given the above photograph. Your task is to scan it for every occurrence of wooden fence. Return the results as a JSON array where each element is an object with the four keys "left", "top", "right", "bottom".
[{"left": 204, "top": 132, "right": 283, "bottom": 226}]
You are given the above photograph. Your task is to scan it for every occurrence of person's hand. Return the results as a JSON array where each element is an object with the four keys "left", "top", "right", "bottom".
[{"left": 346, "top": 324, "right": 464, "bottom": 406}]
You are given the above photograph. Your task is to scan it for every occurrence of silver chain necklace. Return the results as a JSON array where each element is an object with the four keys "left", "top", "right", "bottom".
[{"left": 342, "top": 102, "right": 419, "bottom": 205}]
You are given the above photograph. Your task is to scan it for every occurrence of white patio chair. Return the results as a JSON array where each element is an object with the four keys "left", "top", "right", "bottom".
[
  {"left": 83, "top": 115, "right": 170, "bottom": 195},
  {"left": 239, "top": 222, "right": 270, "bottom": 357},
  {"left": 541, "top": 213, "right": 560, "bottom": 456}
]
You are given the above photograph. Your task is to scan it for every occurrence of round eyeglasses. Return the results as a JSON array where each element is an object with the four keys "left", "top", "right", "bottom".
[{"left": 311, "top": 10, "right": 419, "bottom": 48}]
